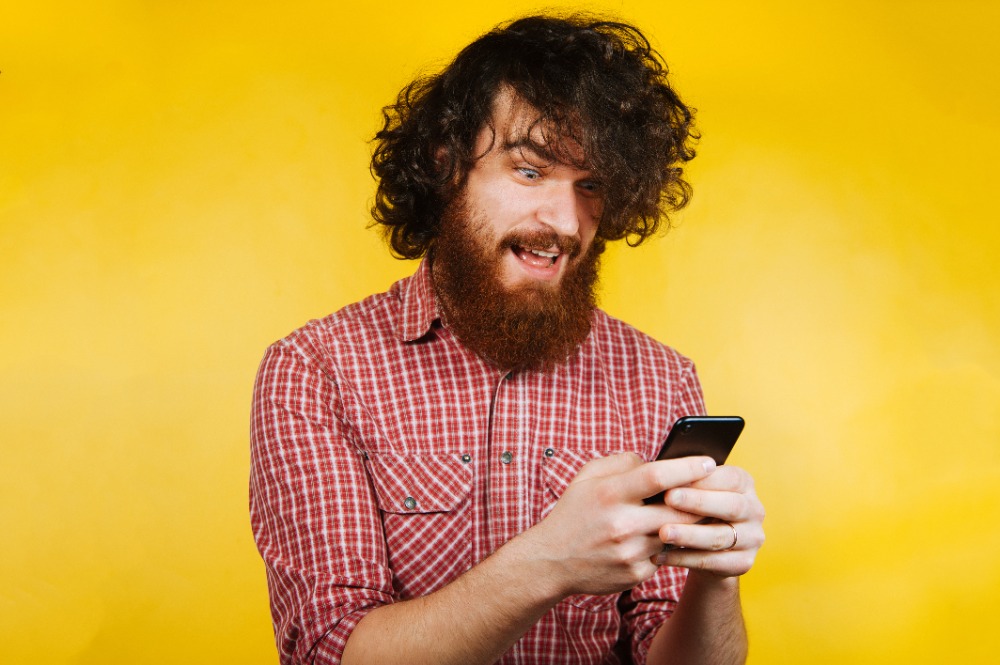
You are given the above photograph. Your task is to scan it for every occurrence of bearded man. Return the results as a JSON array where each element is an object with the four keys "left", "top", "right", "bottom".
[{"left": 250, "top": 15, "right": 765, "bottom": 665}]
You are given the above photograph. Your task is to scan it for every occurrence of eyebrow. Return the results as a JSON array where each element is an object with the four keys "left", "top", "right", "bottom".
[{"left": 501, "top": 135, "right": 559, "bottom": 165}]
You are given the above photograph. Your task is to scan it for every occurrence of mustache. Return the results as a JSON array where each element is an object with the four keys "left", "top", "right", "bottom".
[{"left": 498, "top": 229, "right": 582, "bottom": 257}]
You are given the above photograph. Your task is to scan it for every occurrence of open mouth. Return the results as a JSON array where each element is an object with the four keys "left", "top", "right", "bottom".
[{"left": 513, "top": 245, "right": 560, "bottom": 268}]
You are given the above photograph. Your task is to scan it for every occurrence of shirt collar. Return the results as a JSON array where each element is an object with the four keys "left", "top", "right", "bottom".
[{"left": 397, "top": 259, "right": 441, "bottom": 343}]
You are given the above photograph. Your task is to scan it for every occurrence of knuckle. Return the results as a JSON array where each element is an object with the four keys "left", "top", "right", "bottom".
[
  {"left": 736, "top": 551, "right": 756, "bottom": 573},
  {"left": 620, "top": 451, "right": 644, "bottom": 465},
  {"left": 734, "top": 495, "right": 753, "bottom": 521},
  {"left": 734, "top": 467, "right": 753, "bottom": 491},
  {"left": 593, "top": 481, "right": 619, "bottom": 506},
  {"left": 605, "top": 452, "right": 643, "bottom": 472},
  {"left": 642, "top": 463, "right": 665, "bottom": 488},
  {"left": 628, "top": 560, "right": 652, "bottom": 583},
  {"left": 606, "top": 518, "right": 631, "bottom": 545},
  {"left": 644, "top": 468, "right": 670, "bottom": 499}
]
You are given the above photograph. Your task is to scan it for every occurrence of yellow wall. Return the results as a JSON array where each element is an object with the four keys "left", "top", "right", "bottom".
[{"left": 3, "top": 2, "right": 998, "bottom": 663}]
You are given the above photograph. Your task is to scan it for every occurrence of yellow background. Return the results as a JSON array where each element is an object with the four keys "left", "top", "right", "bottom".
[{"left": 3, "top": 1, "right": 998, "bottom": 663}]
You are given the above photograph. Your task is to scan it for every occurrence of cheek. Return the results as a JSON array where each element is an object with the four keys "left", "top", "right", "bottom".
[
  {"left": 580, "top": 195, "right": 603, "bottom": 226},
  {"left": 487, "top": 197, "right": 534, "bottom": 235},
  {"left": 580, "top": 207, "right": 601, "bottom": 244}
]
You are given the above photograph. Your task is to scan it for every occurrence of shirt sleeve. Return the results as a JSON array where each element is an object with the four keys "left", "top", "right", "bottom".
[
  {"left": 622, "top": 358, "right": 707, "bottom": 664},
  {"left": 250, "top": 338, "right": 393, "bottom": 664}
]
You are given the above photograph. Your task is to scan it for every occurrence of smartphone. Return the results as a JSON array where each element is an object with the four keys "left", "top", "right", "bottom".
[{"left": 643, "top": 415, "right": 745, "bottom": 505}]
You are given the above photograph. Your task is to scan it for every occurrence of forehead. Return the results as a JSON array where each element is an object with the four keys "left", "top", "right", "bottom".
[{"left": 479, "top": 89, "right": 587, "bottom": 166}]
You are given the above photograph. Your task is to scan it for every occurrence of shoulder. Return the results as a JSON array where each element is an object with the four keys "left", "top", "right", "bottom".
[{"left": 264, "top": 279, "right": 406, "bottom": 374}]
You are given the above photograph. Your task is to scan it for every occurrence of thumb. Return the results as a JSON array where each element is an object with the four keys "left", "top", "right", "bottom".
[{"left": 571, "top": 451, "right": 644, "bottom": 484}]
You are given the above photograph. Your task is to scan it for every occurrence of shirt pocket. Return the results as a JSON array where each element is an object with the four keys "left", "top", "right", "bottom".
[
  {"left": 365, "top": 452, "right": 473, "bottom": 598},
  {"left": 539, "top": 448, "right": 624, "bottom": 614}
]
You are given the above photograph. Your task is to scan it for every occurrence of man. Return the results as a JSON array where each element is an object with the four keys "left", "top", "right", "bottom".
[{"left": 251, "top": 14, "right": 765, "bottom": 665}]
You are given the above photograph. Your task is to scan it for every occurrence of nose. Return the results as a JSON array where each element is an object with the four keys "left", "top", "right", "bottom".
[{"left": 535, "top": 183, "right": 581, "bottom": 238}]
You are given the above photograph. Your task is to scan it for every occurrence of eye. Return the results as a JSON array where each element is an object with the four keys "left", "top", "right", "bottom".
[
  {"left": 577, "top": 179, "right": 603, "bottom": 197},
  {"left": 516, "top": 167, "right": 541, "bottom": 181}
]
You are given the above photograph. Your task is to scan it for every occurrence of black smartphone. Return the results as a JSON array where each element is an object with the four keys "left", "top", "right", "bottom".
[{"left": 643, "top": 415, "right": 745, "bottom": 505}]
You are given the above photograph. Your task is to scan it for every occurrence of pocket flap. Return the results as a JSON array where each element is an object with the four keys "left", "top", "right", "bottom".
[
  {"left": 366, "top": 453, "right": 472, "bottom": 514},
  {"left": 539, "top": 449, "right": 613, "bottom": 501}
]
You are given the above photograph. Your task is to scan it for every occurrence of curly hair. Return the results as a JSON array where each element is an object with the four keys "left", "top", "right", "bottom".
[{"left": 370, "top": 14, "right": 698, "bottom": 260}]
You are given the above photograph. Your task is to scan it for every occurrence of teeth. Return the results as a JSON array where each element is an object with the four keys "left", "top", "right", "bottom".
[{"left": 529, "top": 249, "right": 558, "bottom": 259}]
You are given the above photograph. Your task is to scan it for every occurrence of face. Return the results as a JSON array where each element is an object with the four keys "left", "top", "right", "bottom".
[
  {"left": 430, "top": 92, "right": 606, "bottom": 370},
  {"left": 460, "top": 91, "right": 603, "bottom": 294}
]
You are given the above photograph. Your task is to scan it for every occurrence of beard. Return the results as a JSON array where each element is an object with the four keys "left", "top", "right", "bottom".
[{"left": 431, "top": 196, "right": 604, "bottom": 372}]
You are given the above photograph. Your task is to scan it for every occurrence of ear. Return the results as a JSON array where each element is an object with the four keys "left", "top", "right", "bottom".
[
  {"left": 431, "top": 144, "right": 461, "bottom": 189},
  {"left": 431, "top": 144, "right": 452, "bottom": 182}
]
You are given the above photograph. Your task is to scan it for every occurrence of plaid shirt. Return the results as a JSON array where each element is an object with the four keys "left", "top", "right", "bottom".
[{"left": 250, "top": 261, "right": 706, "bottom": 664}]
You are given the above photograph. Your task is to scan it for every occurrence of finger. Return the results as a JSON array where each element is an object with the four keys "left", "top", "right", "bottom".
[
  {"left": 621, "top": 457, "right": 716, "bottom": 503},
  {"left": 686, "top": 465, "right": 754, "bottom": 493},
  {"left": 633, "top": 503, "right": 707, "bottom": 537},
  {"left": 659, "top": 521, "right": 742, "bottom": 552},
  {"left": 652, "top": 547, "right": 758, "bottom": 577},
  {"left": 664, "top": 485, "right": 758, "bottom": 523},
  {"left": 571, "top": 452, "right": 644, "bottom": 484}
]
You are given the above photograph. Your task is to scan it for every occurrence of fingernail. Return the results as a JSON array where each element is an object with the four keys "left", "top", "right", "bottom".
[
  {"left": 653, "top": 553, "right": 669, "bottom": 565},
  {"left": 703, "top": 458, "right": 716, "bottom": 473}
]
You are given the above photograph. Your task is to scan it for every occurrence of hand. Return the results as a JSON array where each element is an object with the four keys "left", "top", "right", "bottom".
[
  {"left": 525, "top": 452, "right": 718, "bottom": 598},
  {"left": 652, "top": 464, "right": 765, "bottom": 578}
]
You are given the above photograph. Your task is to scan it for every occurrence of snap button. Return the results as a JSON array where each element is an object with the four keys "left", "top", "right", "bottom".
[
  {"left": 543, "top": 448, "right": 555, "bottom": 458},
  {"left": 403, "top": 496, "right": 417, "bottom": 510},
  {"left": 461, "top": 454, "right": 472, "bottom": 464},
  {"left": 500, "top": 451, "right": 513, "bottom": 464}
]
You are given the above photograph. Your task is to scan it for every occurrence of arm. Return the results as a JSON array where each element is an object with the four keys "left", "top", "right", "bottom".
[
  {"left": 645, "top": 465, "right": 765, "bottom": 665},
  {"left": 250, "top": 341, "right": 395, "bottom": 663},
  {"left": 343, "top": 453, "right": 719, "bottom": 665},
  {"left": 342, "top": 527, "right": 559, "bottom": 665},
  {"left": 646, "top": 573, "right": 746, "bottom": 664}
]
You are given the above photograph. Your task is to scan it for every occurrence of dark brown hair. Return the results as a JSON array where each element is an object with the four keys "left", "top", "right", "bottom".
[{"left": 370, "top": 14, "right": 698, "bottom": 259}]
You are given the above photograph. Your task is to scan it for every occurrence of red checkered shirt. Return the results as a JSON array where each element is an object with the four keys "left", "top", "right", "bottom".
[{"left": 250, "top": 261, "right": 706, "bottom": 664}]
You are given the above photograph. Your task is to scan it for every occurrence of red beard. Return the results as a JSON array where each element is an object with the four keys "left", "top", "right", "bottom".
[{"left": 431, "top": 197, "right": 604, "bottom": 371}]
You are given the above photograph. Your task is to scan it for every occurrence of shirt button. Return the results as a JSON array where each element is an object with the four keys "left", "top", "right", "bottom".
[
  {"left": 500, "top": 451, "right": 514, "bottom": 465},
  {"left": 543, "top": 448, "right": 555, "bottom": 458},
  {"left": 461, "top": 454, "right": 472, "bottom": 464},
  {"left": 403, "top": 496, "right": 417, "bottom": 510}
]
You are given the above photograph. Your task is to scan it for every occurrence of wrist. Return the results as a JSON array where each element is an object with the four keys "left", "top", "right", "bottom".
[
  {"left": 683, "top": 569, "right": 742, "bottom": 605},
  {"left": 499, "top": 524, "right": 573, "bottom": 605}
]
